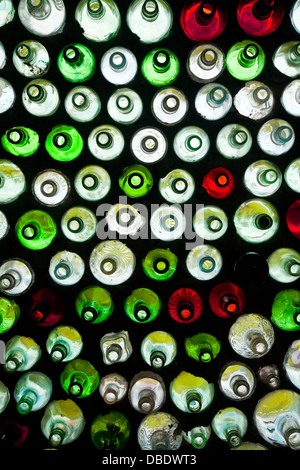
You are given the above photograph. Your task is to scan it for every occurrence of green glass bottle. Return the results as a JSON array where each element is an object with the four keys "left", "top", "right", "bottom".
[
  {"left": 75, "top": 285, "right": 114, "bottom": 324},
  {"left": 0, "top": 297, "right": 20, "bottom": 335},
  {"left": 57, "top": 43, "right": 95, "bottom": 82},
  {"left": 169, "top": 371, "right": 215, "bottom": 413},
  {"left": 124, "top": 287, "right": 162, "bottom": 323},
  {"left": 142, "top": 248, "right": 178, "bottom": 281},
  {"left": 60, "top": 358, "right": 100, "bottom": 399},
  {"left": 1, "top": 126, "right": 39, "bottom": 157},
  {"left": 271, "top": 289, "right": 300, "bottom": 331},
  {"left": 45, "top": 125, "right": 84, "bottom": 162},
  {"left": 90, "top": 411, "right": 131, "bottom": 450},
  {"left": 226, "top": 40, "right": 266, "bottom": 81},
  {"left": 184, "top": 332, "right": 221, "bottom": 363},
  {"left": 15, "top": 210, "right": 57, "bottom": 250},
  {"left": 141, "top": 48, "right": 180, "bottom": 87},
  {"left": 119, "top": 164, "right": 153, "bottom": 198}
]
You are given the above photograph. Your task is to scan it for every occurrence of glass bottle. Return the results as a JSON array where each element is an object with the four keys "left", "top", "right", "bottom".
[
  {"left": 159, "top": 169, "right": 195, "bottom": 203},
  {"left": 88, "top": 124, "right": 124, "bottom": 161},
  {"left": 180, "top": 0, "right": 227, "bottom": 42},
  {"left": 286, "top": 200, "right": 300, "bottom": 240},
  {"left": 209, "top": 282, "right": 246, "bottom": 319},
  {"left": 74, "top": 165, "right": 111, "bottom": 201},
  {"left": 130, "top": 127, "right": 167, "bottom": 164},
  {"left": 0, "top": 420, "right": 30, "bottom": 449},
  {"left": 75, "top": 285, "right": 114, "bottom": 324},
  {"left": 0, "top": 78, "right": 15, "bottom": 114},
  {"left": 268, "top": 248, "right": 300, "bottom": 283},
  {"left": 45, "top": 124, "right": 84, "bottom": 162},
  {"left": 257, "top": 364, "right": 281, "bottom": 389},
  {"left": 232, "top": 441, "right": 268, "bottom": 450},
  {"left": 142, "top": 248, "right": 178, "bottom": 281},
  {"left": 187, "top": 43, "right": 225, "bottom": 83},
  {"left": 22, "top": 79, "right": 60, "bottom": 117},
  {"left": 91, "top": 411, "right": 130, "bottom": 450},
  {"left": 216, "top": 123, "right": 252, "bottom": 159},
  {"left": 124, "top": 288, "right": 162, "bottom": 324},
  {"left": 184, "top": 332, "right": 221, "bottom": 363},
  {"left": 107, "top": 88, "right": 143, "bottom": 125},
  {"left": 193, "top": 205, "right": 228, "bottom": 241},
  {"left": 100, "top": 330, "right": 133, "bottom": 365},
  {"left": 281, "top": 80, "right": 300, "bottom": 117},
  {"left": 137, "top": 412, "right": 182, "bottom": 450},
  {"left": 46, "top": 325, "right": 83, "bottom": 363},
  {"left": 60, "top": 358, "right": 100, "bottom": 399},
  {"left": 218, "top": 362, "right": 256, "bottom": 401},
  {"left": 212, "top": 407, "right": 248, "bottom": 448},
  {"left": 41, "top": 399, "right": 85, "bottom": 447},
  {"left": 170, "top": 371, "right": 214, "bottom": 413},
  {"left": 4, "top": 335, "right": 41, "bottom": 373},
  {"left": 0, "top": 297, "right": 20, "bottom": 335},
  {"left": 0, "top": 42, "right": 6, "bottom": 69},
  {"left": 14, "top": 371, "right": 52, "bottom": 415},
  {"left": 1, "top": 126, "right": 40, "bottom": 157},
  {"left": 0, "top": 259, "right": 34, "bottom": 296},
  {"left": 244, "top": 160, "right": 282, "bottom": 197},
  {"left": 234, "top": 80, "right": 274, "bottom": 120},
  {"left": 186, "top": 244, "right": 223, "bottom": 281},
  {"left": 173, "top": 126, "right": 210, "bottom": 163},
  {"left": 106, "top": 203, "right": 146, "bottom": 237},
  {"left": 291, "top": 0, "right": 300, "bottom": 33},
  {"left": 64, "top": 86, "right": 101, "bottom": 122},
  {"left": 168, "top": 288, "right": 203, "bottom": 324},
  {"left": 150, "top": 204, "right": 186, "bottom": 242},
  {"left": 194, "top": 82, "right": 232, "bottom": 120},
  {"left": 126, "top": 0, "right": 173, "bottom": 43},
  {"left": 15, "top": 209, "right": 57, "bottom": 250},
  {"left": 101, "top": 47, "right": 137, "bottom": 85},
  {"left": 18, "top": 0, "right": 66, "bottom": 36},
  {"left": 183, "top": 426, "right": 211, "bottom": 450},
  {"left": 0, "top": 381, "right": 9, "bottom": 414},
  {"left": 49, "top": 250, "right": 85, "bottom": 286},
  {"left": 226, "top": 40, "right": 266, "bottom": 80},
  {"left": 0, "top": 211, "right": 9, "bottom": 240},
  {"left": 27, "top": 287, "right": 64, "bottom": 327},
  {"left": 236, "top": 0, "right": 284, "bottom": 36},
  {"left": 257, "top": 119, "right": 295, "bottom": 156},
  {"left": 32, "top": 169, "right": 70, "bottom": 207},
  {"left": 0, "top": 160, "right": 26, "bottom": 204},
  {"left": 75, "top": 0, "right": 121, "bottom": 42},
  {"left": 0, "top": 0, "right": 14, "bottom": 27},
  {"left": 119, "top": 164, "right": 153, "bottom": 198},
  {"left": 285, "top": 158, "right": 300, "bottom": 193},
  {"left": 151, "top": 87, "right": 188, "bottom": 126},
  {"left": 141, "top": 48, "right": 180, "bottom": 87},
  {"left": 254, "top": 389, "right": 300, "bottom": 449},
  {"left": 228, "top": 313, "right": 275, "bottom": 358},
  {"left": 234, "top": 251, "right": 269, "bottom": 286},
  {"left": 61, "top": 206, "right": 97, "bottom": 243},
  {"left": 99, "top": 373, "right": 128, "bottom": 405},
  {"left": 89, "top": 240, "right": 135, "bottom": 285},
  {"left": 141, "top": 331, "right": 177, "bottom": 369},
  {"left": 283, "top": 340, "right": 300, "bottom": 390},
  {"left": 57, "top": 43, "right": 95, "bottom": 82},
  {"left": 272, "top": 41, "right": 300, "bottom": 78},
  {"left": 271, "top": 289, "right": 300, "bottom": 331},
  {"left": 233, "top": 198, "right": 280, "bottom": 244},
  {"left": 128, "top": 371, "right": 166, "bottom": 414},
  {"left": 12, "top": 39, "right": 50, "bottom": 78}
]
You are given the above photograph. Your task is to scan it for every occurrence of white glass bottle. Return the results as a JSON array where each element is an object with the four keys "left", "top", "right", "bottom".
[
  {"left": 285, "top": 158, "right": 300, "bottom": 193},
  {"left": 193, "top": 205, "right": 228, "bottom": 241},
  {"left": 173, "top": 126, "right": 210, "bottom": 163},
  {"left": 150, "top": 204, "right": 186, "bottom": 242},
  {"left": 0, "top": 259, "right": 34, "bottom": 296},
  {"left": 0, "top": 211, "right": 9, "bottom": 240},
  {"left": 61, "top": 206, "right": 97, "bottom": 243},
  {"left": 14, "top": 371, "right": 52, "bottom": 414},
  {"left": 12, "top": 39, "right": 50, "bottom": 78},
  {"left": 64, "top": 86, "right": 101, "bottom": 122},
  {"left": 0, "top": 381, "right": 10, "bottom": 413},
  {"left": 0, "top": 160, "right": 26, "bottom": 204},
  {"left": 195, "top": 82, "right": 232, "bottom": 120},
  {"left": 187, "top": 43, "right": 225, "bottom": 83},
  {"left": 257, "top": 118, "right": 295, "bottom": 156},
  {"left": 267, "top": 248, "right": 300, "bottom": 283},
  {"left": 212, "top": 407, "right": 248, "bottom": 448},
  {"left": 130, "top": 127, "right": 167, "bottom": 164},
  {"left": 0, "top": 0, "right": 14, "bottom": 27},
  {"left": 99, "top": 373, "right": 128, "bottom": 404},
  {"left": 186, "top": 244, "right": 223, "bottom": 281},
  {"left": 216, "top": 124, "right": 252, "bottom": 159},
  {"left": 4, "top": 335, "right": 41, "bottom": 373},
  {"left": 75, "top": 0, "right": 121, "bottom": 42},
  {"left": 107, "top": 88, "right": 143, "bottom": 125},
  {"left": 159, "top": 169, "right": 195, "bottom": 203},
  {"left": 151, "top": 87, "right": 188, "bottom": 126},
  {"left": 128, "top": 371, "right": 166, "bottom": 414},
  {"left": 137, "top": 412, "right": 182, "bottom": 450},
  {"left": 0, "top": 78, "right": 15, "bottom": 114},
  {"left": 126, "top": 0, "right": 173, "bottom": 43},
  {"left": 272, "top": 41, "right": 300, "bottom": 78},
  {"left": 100, "top": 330, "right": 133, "bottom": 365},
  {"left": 0, "top": 42, "right": 6, "bottom": 69},
  {"left": 18, "top": 0, "right": 66, "bottom": 36},
  {"left": 74, "top": 165, "right": 111, "bottom": 201},
  {"left": 49, "top": 251, "right": 85, "bottom": 286},
  {"left": 281, "top": 79, "right": 300, "bottom": 117},
  {"left": 291, "top": 0, "right": 300, "bottom": 33},
  {"left": 88, "top": 124, "right": 124, "bottom": 161},
  {"left": 169, "top": 371, "right": 214, "bottom": 413},
  {"left": 32, "top": 169, "right": 70, "bottom": 207},
  {"left": 283, "top": 339, "right": 300, "bottom": 390},
  {"left": 218, "top": 362, "right": 256, "bottom": 401},
  {"left": 46, "top": 325, "right": 83, "bottom": 363},
  {"left": 105, "top": 203, "right": 146, "bottom": 236},
  {"left": 141, "top": 331, "right": 177, "bottom": 370},
  {"left": 244, "top": 160, "right": 282, "bottom": 197},
  {"left": 22, "top": 79, "right": 60, "bottom": 117},
  {"left": 233, "top": 81, "right": 274, "bottom": 120},
  {"left": 100, "top": 47, "right": 137, "bottom": 85}
]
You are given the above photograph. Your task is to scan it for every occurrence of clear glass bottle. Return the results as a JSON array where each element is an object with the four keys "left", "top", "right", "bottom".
[
  {"left": 184, "top": 332, "right": 221, "bottom": 363},
  {"left": 291, "top": 0, "right": 300, "bottom": 33},
  {"left": 0, "top": 160, "right": 26, "bottom": 204},
  {"left": 14, "top": 371, "right": 52, "bottom": 415},
  {"left": 90, "top": 240, "right": 135, "bottom": 285},
  {"left": 0, "top": 297, "right": 20, "bottom": 335},
  {"left": 236, "top": 0, "right": 284, "bottom": 36},
  {"left": 4, "top": 335, "right": 41, "bottom": 373},
  {"left": 75, "top": 0, "right": 121, "bottom": 42},
  {"left": 141, "top": 48, "right": 180, "bottom": 87},
  {"left": 254, "top": 389, "right": 300, "bottom": 449},
  {"left": 88, "top": 124, "right": 124, "bottom": 161},
  {"left": 281, "top": 79, "right": 300, "bottom": 117},
  {"left": 187, "top": 43, "right": 225, "bottom": 83},
  {"left": 257, "top": 364, "right": 281, "bottom": 390},
  {"left": 272, "top": 41, "right": 300, "bottom": 78},
  {"left": 32, "top": 169, "right": 70, "bottom": 206},
  {"left": 1, "top": 126, "right": 40, "bottom": 157},
  {"left": 105, "top": 203, "right": 146, "bottom": 237},
  {"left": 141, "top": 331, "right": 177, "bottom": 369},
  {"left": 100, "top": 330, "right": 133, "bottom": 365},
  {"left": 75, "top": 285, "right": 114, "bottom": 324},
  {"left": 15, "top": 209, "right": 57, "bottom": 250},
  {"left": 128, "top": 371, "right": 166, "bottom": 414},
  {"left": 212, "top": 407, "right": 248, "bottom": 448},
  {"left": 183, "top": 426, "right": 211, "bottom": 450},
  {"left": 0, "top": 259, "right": 34, "bottom": 296},
  {"left": 18, "top": 0, "right": 66, "bottom": 36},
  {"left": 90, "top": 411, "right": 130, "bottom": 450},
  {"left": 195, "top": 83, "right": 232, "bottom": 120},
  {"left": 74, "top": 164, "right": 111, "bottom": 201},
  {"left": 61, "top": 206, "right": 97, "bottom": 243},
  {"left": 64, "top": 86, "right": 101, "bottom": 122},
  {"left": 107, "top": 88, "right": 143, "bottom": 125},
  {"left": 99, "top": 373, "right": 128, "bottom": 405},
  {"left": 22, "top": 79, "right": 60, "bottom": 117},
  {"left": 137, "top": 412, "right": 182, "bottom": 450},
  {"left": 283, "top": 340, "right": 300, "bottom": 390},
  {"left": 60, "top": 358, "right": 100, "bottom": 399},
  {"left": 100, "top": 46, "right": 137, "bottom": 85},
  {"left": 244, "top": 160, "right": 282, "bottom": 197},
  {"left": 57, "top": 43, "right": 95, "bottom": 82},
  {"left": 41, "top": 399, "right": 85, "bottom": 447},
  {"left": 170, "top": 371, "right": 214, "bottom": 413},
  {"left": 45, "top": 124, "right": 84, "bottom": 162},
  {"left": 0, "top": 381, "right": 10, "bottom": 414},
  {"left": 219, "top": 362, "right": 256, "bottom": 401},
  {"left": 0, "top": 78, "right": 15, "bottom": 114},
  {"left": 151, "top": 87, "right": 188, "bottom": 126},
  {"left": 271, "top": 289, "right": 300, "bottom": 331},
  {"left": 267, "top": 248, "right": 300, "bottom": 283},
  {"left": 12, "top": 39, "right": 50, "bottom": 77},
  {"left": 49, "top": 250, "right": 85, "bottom": 286},
  {"left": 159, "top": 169, "right": 195, "bottom": 203},
  {"left": 0, "top": 0, "right": 14, "bottom": 27},
  {"left": 257, "top": 119, "right": 295, "bottom": 156},
  {"left": 173, "top": 125, "right": 210, "bottom": 163},
  {"left": 0, "top": 42, "right": 6, "bottom": 69},
  {"left": 126, "top": 0, "right": 173, "bottom": 43},
  {"left": 124, "top": 288, "right": 162, "bottom": 324},
  {"left": 285, "top": 158, "right": 300, "bottom": 193},
  {"left": 216, "top": 123, "right": 252, "bottom": 159},
  {"left": 119, "top": 164, "right": 153, "bottom": 198},
  {"left": 186, "top": 244, "right": 223, "bottom": 280},
  {"left": 193, "top": 205, "right": 228, "bottom": 241},
  {"left": 130, "top": 127, "right": 167, "bottom": 164},
  {"left": 150, "top": 204, "right": 186, "bottom": 242},
  {"left": 228, "top": 313, "right": 275, "bottom": 359},
  {"left": 0, "top": 211, "right": 9, "bottom": 240},
  {"left": 226, "top": 40, "right": 266, "bottom": 80},
  {"left": 142, "top": 248, "right": 178, "bottom": 281},
  {"left": 46, "top": 325, "right": 83, "bottom": 363},
  {"left": 234, "top": 80, "right": 274, "bottom": 120}
]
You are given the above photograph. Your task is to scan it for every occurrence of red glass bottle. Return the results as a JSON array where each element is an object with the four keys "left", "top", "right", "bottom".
[
  {"left": 237, "top": 0, "right": 284, "bottom": 36},
  {"left": 27, "top": 287, "right": 64, "bottom": 326},
  {"left": 286, "top": 200, "right": 300, "bottom": 240},
  {"left": 180, "top": 1, "right": 227, "bottom": 42},
  {"left": 209, "top": 282, "right": 246, "bottom": 318},
  {"left": 0, "top": 420, "right": 30, "bottom": 448},
  {"left": 202, "top": 167, "right": 235, "bottom": 199},
  {"left": 168, "top": 288, "right": 203, "bottom": 323}
]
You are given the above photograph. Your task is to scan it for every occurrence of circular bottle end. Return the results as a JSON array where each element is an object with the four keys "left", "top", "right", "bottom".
[
  {"left": 17, "top": 398, "right": 33, "bottom": 415},
  {"left": 199, "top": 349, "right": 212, "bottom": 363},
  {"left": 186, "top": 135, "right": 202, "bottom": 151},
  {"left": 21, "top": 224, "right": 38, "bottom": 240},
  {"left": 0, "top": 274, "right": 16, "bottom": 291},
  {"left": 116, "top": 95, "right": 132, "bottom": 113},
  {"left": 207, "top": 216, "right": 223, "bottom": 233},
  {"left": 267, "top": 375, "right": 280, "bottom": 389},
  {"left": 232, "top": 379, "right": 250, "bottom": 398},
  {"left": 255, "top": 214, "right": 273, "bottom": 230},
  {"left": 200, "top": 48, "right": 217, "bottom": 67},
  {"left": 209, "top": 87, "right": 226, "bottom": 106},
  {"left": 152, "top": 257, "right": 170, "bottom": 274},
  {"left": 243, "top": 43, "right": 259, "bottom": 61},
  {"left": 7, "top": 129, "right": 25, "bottom": 145},
  {"left": 199, "top": 256, "right": 216, "bottom": 273},
  {"left": 96, "top": 131, "right": 113, "bottom": 149},
  {"left": 215, "top": 173, "right": 229, "bottom": 187},
  {"left": 138, "top": 394, "right": 155, "bottom": 413},
  {"left": 252, "top": 337, "right": 268, "bottom": 355},
  {"left": 162, "top": 95, "right": 180, "bottom": 113},
  {"left": 134, "top": 305, "right": 151, "bottom": 322},
  {"left": 196, "top": 2, "right": 216, "bottom": 24},
  {"left": 128, "top": 173, "right": 144, "bottom": 189},
  {"left": 72, "top": 92, "right": 88, "bottom": 109},
  {"left": 67, "top": 217, "right": 84, "bottom": 234},
  {"left": 142, "top": 0, "right": 159, "bottom": 20},
  {"left": 16, "top": 44, "right": 31, "bottom": 60},
  {"left": 178, "top": 304, "right": 194, "bottom": 321},
  {"left": 63, "top": 46, "right": 80, "bottom": 63},
  {"left": 40, "top": 180, "right": 58, "bottom": 197},
  {"left": 171, "top": 178, "right": 188, "bottom": 194},
  {"left": 100, "top": 257, "right": 118, "bottom": 276},
  {"left": 109, "top": 51, "right": 126, "bottom": 70},
  {"left": 106, "top": 344, "right": 122, "bottom": 363},
  {"left": 150, "top": 351, "right": 166, "bottom": 369},
  {"left": 285, "top": 428, "right": 300, "bottom": 450},
  {"left": 26, "top": 84, "right": 45, "bottom": 102},
  {"left": 82, "top": 174, "right": 99, "bottom": 190},
  {"left": 51, "top": 344, "right": 68, "bottom": 363},
  {"left": 4, "top": 358, "right": 19, "bottom": 373},
  {"left": 192, "top": 433, "right": 206, "bottom": 449},
  {"left": 141, "top": 136, "right": 158, "bottom": 153},
  {"left": 227, "top": 430, "right": 242, "bottom": 448},
  {"left": 252, "top": 86, "right": 270, "bottom": 104},
  {"left": 81, "top": 307, "right": 97, "bottom": 323},
  {"left": 68, "top": 382, "right": 83, "bottom": 397},
  {"left": 186, "top": 393, "right": 202, "bottom": 412},
  {"left": 49, "top": 428, "right": 65, "bottom": 447},
  {"left": 103, "top": 389, "right": 118, "bottom": 404},
  {"left": 54, "top": 263, "right": 71, "bottom": 280},
  {"left": 153, "top": 50, "right": 171, "bottom": 70}
]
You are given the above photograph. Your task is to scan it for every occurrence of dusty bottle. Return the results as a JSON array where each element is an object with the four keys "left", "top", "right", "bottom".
[
  {"left": 267, "top": 248, "right": 300, "bottom": 283},
  {"left": 46, "top": 325, "right": 83, "bottom": 363},
  {"left": 0, "top": 211, "right": 9, "bottom": 241},
  {"left": 173, "top": 125, "right": 210, "bottom": 163},
  {"left": 183, "top": 426, "right": 211, "bottom": 450},
  {"left": 75, "top": 285, "right": 114, "bottom": 324},
  {"left": 142, "top": 248, "right": 178, "bottom": 281},
  {"left": 0, "top": 160, "right": 26, "bottom": 204},
  {"left": 234, "top": 80, "right": 274, "bottom": 120},
  {"left": 64, "top": 86, "right": 101, "bottom": 122},
  {"left": 271, "top": 289, "right": 300, "bottom": 331},
  {"left": 170, "top": 371, "right": 214, "bottom": 413},
  {"left": 14, "top": 371, "right": 52, "bottom": 415},
  {"left": 186, "top": 244, "right": 223, "bottom": 280},
  {"left": 100, "top": 330, "right": 133, "bottom": 365},
  {"left": 137, "top": 412, "right": 182, "bottom": 450},
  {"left": 4, "top": 335, "right": 41, "bottom": 373},
  {"left": 151, "top": 87, "right": 188, "bottom": 126},
  {"left": 216, "top": 123, "right": 252, "bottom": 159},
  {"left": 32, "top": 169, "right": 70, "bottom": 207},
  {"left": 150, "top": 204, "right": 186, "bottom": 242},
  {"left": 0, "top": 0, "right": 14, "bottom": 27},
  {"left": 257, "top": 118, "right": 295, "bottom": 156},
  {"left": 195, "top": 82, "right": 232, "bottom": 120},
  {"left": 130, "top": 127, "right": 167, "bottom": 164},
  {"left": 128, "top": 371, "right": 166, "bottom": 414},
  {"left": 244, "top": 160, "right": 282, "bottom": 197},
  {"left": 141, "top": 331, "right": 177, "bottom": 369},
  {"left": 106, "top": 203, "right": 146, "bottom": 237},
  {"left": 75, "top": 0, "right": 121, "bottom": 42},
  {"left": 61, "top": 206, "right": 97, "bottom": 243},
  {"left": 0, "top": 381, "right": 10, "bottom": 414},
  {"left": 88, "top": 124, "right": 124, "bottom": 161},
  {"left": 12, "top": 39, "right": 50, "bottom": 77},
  {"left": 272, "top": 41, "right": 300, "bottom": 78},
  {"left": 124, "top": 288, "right": 162, "bottom": 323},
  {"left": 187, "top": 43, "right": 225, "bottom": 83},
  {"left": 159, "top": 169, "right": 195, "bottom": 203},
  {"left": 285, "top": 158, "right": 300, "bottom": 193},
  {"left": 291, "top": 0, "right": 300, "bottom": 33},
  {"left": 281, "top": 79, "right": 300, "bottom": 118},
  {"left": 107, "top": 88, "right": 143, "bottom": 125},
  {"left": 184, "top": 332, "right": 221, "bottom": 363},
  {"left": 283, "top": 340, "right": 300, "bottom": 390}
]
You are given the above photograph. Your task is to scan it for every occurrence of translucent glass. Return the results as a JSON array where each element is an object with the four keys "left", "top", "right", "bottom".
[
  {"left": 46, "top": 325, "right": 83, "bottom": 363},
  {"left": 107, "top": 88, "right": 143, "bottom": 124},
  {"left": 4, "top": 335, "right": 41, "bottom": 373},
  {"left": 285, "top": 158, "right": 300, "bottom": 193},
  {"left": 187, "top": 43, "right": 225, "bottom": 83},
  {"left": 61, "top": 206, "right": 97, "bottom": 242},
  {"left": 141, "top": 331, "right": 177, "bottom": 369},
  {"left": 219, "top": 362, "right": 256, "bottom": 401},
  {"left": 272, "top": 41, "right": 300, "bottom": 78},
  {"left": 186, "top": 244, "right": 223, "bottom": 280},
  {"left": 75, "top": 285, "right": 114, "bottom": 324},
  {"left": 100, "top": 330, "right": 132, "bottom": 365},
  {"left": 0, "top": 259, "right": 34, "bottom": 296},
  {"left": 32, "top": 169, "right": 70, "bottom": 206},
  {"left": 74, "top": 165, "right": 111, "bottom": 200},
  {"left": 88, "top": 124, "right": 124, "bottom": 161},
  {"left": 184, "top": 332, "right": 221, "bottom": 363},
  {"left": 101, "top": 46, "right": 137, "bottom": 85},
  {"left": 142, "top": 248, "right": 178, "bottom": 281},
  {"left": 195, "top": 83, "right": 232, "bottom": 120},
  {"left": 128, "top": 371, "right": 166, "bottom": 414},
  {"left": 22, "top": 79, "right": 60, "bottom": 117},
  {"left": 0, "top": 160, "right": 26, "bottom": 204},
  {"left": 0, "top": 42, "right": 6, "bottom": 69},
  {"left": 281, "top": 79, "right": 300, "bottom": 117},
  {"left": 0, "top": 381, "right": 10, "bottom": 414},
  {"left": 18, "top": 0, "right": 66, "bottom": 36},
  {"left": 212, "top": 407, "right": 248, "bottom": 448},
  {"left": 124, "top": 287, "right": 162, "bottom": 323},
  {"left": 244, "top": 160, "right": 282, "bottom": 197},
  {"left": 216, "top": 123, "right": 252, "bottom": 159},
  {"left": 236, "top": 0, "right": 284, "bottom": 36},
  {"left": 291, "top": 0, "right": 300, "bottom": 33},
  {"left": 151, "top": 87, "right": 188, "bottom": 126},
  {"left": 0, "top": 211, "right": 9, "bottom": 240},
  {"left": 173, "top": 126, "right": 210, "bottom": 162},
  {"left": 183, "top": 426, "right": 211, "bottom": 449},
  {"left": 105, "top": 203, "right": 146, "bottom": 236},
  {"left": 91, "top": 411, "right": 130, "bottom": 450},
  {"left": 75, "top": 0, "right": 121, "bottom": 42},
  {"left": 57, "top": 43, "right": 95, "bottom": 82},
  {"left": 257, "top": 118, "right": 295, "bottom": 156},
  {"left": 234, "top": 80, "right": 274, "bottom": 120},
  {"left": 159, "top": 169, "right": 195, "bottom": 203},
  {"left": 1, "top": 126, "right": 40, "bottom": 157},
  {"left": 14, "top": 371, "right": 52, "bottom": 414},
  {"left": 271, "top": 289, "right": 300, "bottom": 331},
  {"left": 268, "top": 248, "right": 300, "bottom": 283},
  {"left": 0, "top": 297, "right": 20, "bottom": 334},
  {"left": 283, "top": 339, "right": 300, "bottom": 390},
  {"left": 170, "top": 371, "right": 214, "bottom": 413},
  {"left": 64, "top": 86, "right": 101, "bottom": 122},
  {"left": 45, "top": 124, "right": 84, "bottom": 162},
  {"left": 131, "top": 127, "right": 167, "bottom": 164},
  {"left": 137, "top": 412, "right": 182, "bottom": 450},
  {"left": 15, "top": 210, "right": 57, "bottom": 250},
  {"left": 0, "top": 0, "right": 14, "bottom": 27},
  {"left": 226, "top": 40, "right": 265, "bottom": 80},
  {"left": 60, "top": 358, "right": 99, "bottom": 398},
  {"left": 49, "top": 251, "right": 85, "bottom": 286},
  {"left": 193, "top": 205, "right": 228, "bottom": 241},
  {"left": 150, "top": 205, "right": 186, "bottom": 241},
  {"left": 119, "top": 164, "right": 153, "bottom": 198},
  {"left": 0, "top": 77, "right": 15, "bottom": 114},
  {"left": 126, "top": 0, "right": 173, "bottom": 43},
  {"left": 141, "top": 48, "right": 180, "bottom": 87},
  {"left": 99, "top": 373, "right": 128, "bottom": 404},
  {"left": 13, "top": 39, "right": 50, "bottom": 77}
]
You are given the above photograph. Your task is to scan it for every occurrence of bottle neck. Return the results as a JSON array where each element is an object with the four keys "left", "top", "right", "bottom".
[
  {"left": 207, "top": 86, "right": 227, "bottom": 108},
  {"left": 27, "top": 0, "right": 51, "bottom": 19},
  {"left": 138, "top": 389, "right": 155, "bottom": 413},
  {"left": 109, "top": 51, "right": 127, "bottom": 72},
  {"left": 199, "top": 48, "right": 218, "bottom": 70},
  {"left": 16, "top": 44, "right": 34, "bottom": 62},
  {"left": 134, "top": 304, "right": 151, "bottom": 322},
  {"left": 282, "top": 418, "right": 300, "bottom": 450},
  {"left": 219, "top": 294, "right": 240, "bottom": 316},
  {"left": 185, "top": 134, "right": 202, "bottom": 152},
  {"left": 284, "top": 260, "right": 300, "bottom": 277},
  {"left": 191, "top": 429, "right": 206, "bottom": 449},
  {"left": 254, "top": 213, "right": 273, "bottom": 231},
  {"left": 103, "top": 387, "right": 119, "bottom": 404},
  {"left": 229, "top": 129, "right": 248, "bottom": 148},
  {"left": 50, "top": 343, "right": 68, "bottom": 362},
  {"left": 150, "top": 430, "right": 170, "bottom": 450},
  {"left": 49, "top": 423, "right": 67, "bottom": 447},
  {"left": 271, "top": 126, "right": 293, "bottom": 145},
  {"left": 17, "top": 390, "right": 37, "bottom": 415},
  {"left": 289, "top": 43, "right": 300, "bottom": 63},
  {"left": 27, "top": 83, "right": 46, "bottom": 103},
  {"left": 72, "top": 92, "right": 90, "bottom": 111},
  {"left": 186, "top": 391, "right": 202, "bottom": 412},
  {"left": 0, "top": 270, "right": 21, "bottom": 292},
  {"left": 252, "top": 0, "right": 275, "bottom": 20},
  {"left": 68, "top": 372, "right": 87, "bottom": 397},
  {"left": 116, "top": 95, "right": 133, "bottom": 114},
  {"left": 251, "top": 86, "right": 271, "bottom": 106},
  {"left": 258, "top": 168, "right": 278, "bottom": 186},
  {"left": 52, "top": 133, "right": 72, "bottom": 152},
  {"left": 195, "top": 2, "right": 216, "bottom": 25},
  {"left": 206, "top": 215, "right": 223, "bottom": 233},
  {"left": 87, "top": 0, "right": 104, "bottom": 18},
  {"left": 150, "top": 350, "right": 166, "bottom": 369},
  {"left": 199, "top": 256, "right": 216, "bottom": 273},
  {"left": 141, "top": 0, "right": 159, "bottom": 22},
  {"left": 199, "top": 345, "right": 213, "bottom": 363},
  {"left": 63, "top": 46, "right": 83, "bottom": 66},
  {"left": 230, "top": 375, "right": 250, "bottom": 398},
  {"left": 4, "top": 353, "right": 24, "bottom": 373},
  {"left": 225, "top": 426, "right": 242, "bottom": 448},
  {"left": 106, "top": 343, "right": 123, "bottom": 363},
  {"left": 245, "top": 331, "right": 268, "bottom": 355},
  {"left": 238, "top": 44, "right": 259, "bottom": 68},
  {"left": 96, "top": 131, "right": 113, "bottom": 149},
  {"left": 67, "top": 217, "right": 84, "bottom": 234},
  {"left": 81, "top": 306, "right": 98, "bottom": 322},
  {"left": 153, "top": 50, "right": 171, "bottom": 73}
]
